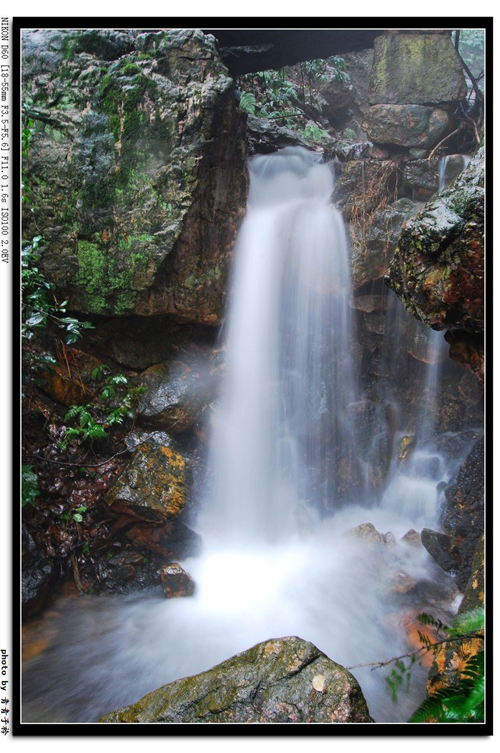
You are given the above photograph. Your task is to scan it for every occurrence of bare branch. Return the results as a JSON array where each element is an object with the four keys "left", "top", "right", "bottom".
[{"left": 345, "top": 632, "right": 483, "bottom": 672}]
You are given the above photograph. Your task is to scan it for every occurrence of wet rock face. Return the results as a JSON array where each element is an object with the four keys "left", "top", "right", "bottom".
[
  {"left": 387, "top": 148, "right": 484, "bottom": 381},
  {"left": 136, "top": 354, "right": 215, "bottom": 435},
  {"left": 99, "top": 636, "right": 374, "bottom": 723},
  {"left": 442, "top": 437, "right": 484, "bottom": 594},
  {"left": 160, "top": 562, "right": 196, "bottom": 598},
  {"left": 364, "top": 105, "right": 452, "bottom": 149},
  {"left": 22, "top": 526, "right": 56, "bottom": 619},
  {"left": 332, "top": 152, "right": 421, "bottom": 288},
  {"left": 368, "top": 34, "right": 467, "bottom": 106},
  {"left": 106, "top": 440, "right": 192, "bottom": 523},
  {"left": 420, "top": 528, "right": 460, "bottom": 573},
  {"left": 246, "top": 114, "right": 311, "bottom": 155},
  {"left": 125, "top": 519, "right": 201, "bottom": 561},
  {"left": 22, "top": 28, "right": 247, "bottom": 323}
]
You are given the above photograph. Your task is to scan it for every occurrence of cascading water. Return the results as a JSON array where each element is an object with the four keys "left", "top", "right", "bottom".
[
  {"left": 439, "top": 154, "right": 472, "bottom": 192},
  {"left": 203, "top": 147, "right": 358, "bottom": 545},
  {"left": 23, "top": 147, "right": 477, "bottom": 725}
]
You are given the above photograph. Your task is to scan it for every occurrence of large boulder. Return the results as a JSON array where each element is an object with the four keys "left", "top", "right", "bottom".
[
  {"left": 363, "top": 105, "right": 452, "bottom": 149},
  {"left": 387, "top": 148, "right": 484, "bottom": 381},
  {"left": 105, "top": 440, "right": 192, "bottom": 523},
  {"left": 368, "top": 34, "right": 467, "bottom": 105},
  {"left": 99, "top": 636, "right": 374, "bottom": 723},
  {"left": 22, "top": 28, "right": 247, "bottom": 324},
  {"left": 136, "top": 353, "right": 215, "bottom": 434}
]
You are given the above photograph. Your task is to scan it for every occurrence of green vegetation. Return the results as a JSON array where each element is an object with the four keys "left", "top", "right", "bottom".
[
  {"left": 61, "top": 505, "right": 88, "bottom": 523},
  {"left": 22, "top": 237, "right": 95, "bottom": 346},
  {"left": 238, "top": 57, "right": 350, "bottom": 140},
  {"left": 59, "top": 368, "right": 145, "bottom": 451},
  {"left": 382, "top": 608, "right": 484, "bottom": 723},
  {"left": 454, "top": 29, "right": 484, "bottom": 83},
  {"left": 22, "top": 465, "right": 40, "bottom": 508}
]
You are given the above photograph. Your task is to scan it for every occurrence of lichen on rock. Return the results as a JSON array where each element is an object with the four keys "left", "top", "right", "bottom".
[
  {"left": 105, "top": 439, "right": 192, "bottom": 523},
  {"left": 99, "top": 635, "right": 374, "bottom": 723}
]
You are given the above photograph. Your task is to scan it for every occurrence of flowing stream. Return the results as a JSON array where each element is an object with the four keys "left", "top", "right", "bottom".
[{"left": 23, "top": 147, "right": 477, "bottom": 724}]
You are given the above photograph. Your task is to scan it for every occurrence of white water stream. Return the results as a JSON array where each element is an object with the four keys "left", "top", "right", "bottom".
[{"left": 23, "top": 147, "right": 473, "bottom": 725}]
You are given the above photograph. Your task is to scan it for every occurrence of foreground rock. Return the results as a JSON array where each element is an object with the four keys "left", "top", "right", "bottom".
[{"left": 99, "top": 636, "right": 374, "bottom": 723}]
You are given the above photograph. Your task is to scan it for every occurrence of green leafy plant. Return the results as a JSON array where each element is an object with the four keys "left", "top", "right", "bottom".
[
  {"left": 61, "top": 505, "right": 87, "bottom": 523},
  {"left": 409, "top": 609, "right": 484, "bottom": 723},
  {"left": 22, "top": 238, "right": 95, "bottom": 345},
  {"left": 303, "top": 123, "right": 330, "bottom": 144},
  {"left": 59, "top": 369, "right": 145, "bottom": 450},
  {"left": 380, "top": 609, "right": 484, "bottom": 723},
  {"left": 327, "top": 55, "right": 351, "bottom": 87},
  {"left": 343, "top": 128, "right": 357, "bottom": 141},
  {"left": 22, "top": 464, "right": 40, "bottom": 507},
  {"left": 410, "top": 650, "right": 484, "bottom": 723},
  {"left": 239, "top": 90, "right": 257, "bottom": 115}
]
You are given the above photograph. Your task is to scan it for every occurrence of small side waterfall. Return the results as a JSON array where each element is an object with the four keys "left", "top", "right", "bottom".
[
  {"left": 23, "top": 147, "right": 479, "bottom": 725},
  {"left": 439, "top": 154, "right": 472, "bottom": 191}
]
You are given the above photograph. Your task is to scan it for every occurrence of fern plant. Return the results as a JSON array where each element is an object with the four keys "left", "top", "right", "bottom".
[
  {"left": 59, "top": 369, "right": 145, "bottom": 450},
  {"left": 410, "top": 609, "right": 484, "bottom": 723},
  {"left": 382, "top": 608, "right": 485, "bottom": 723},
  {"left": 410, "top": 650, "right": 484, "bottom": 723},
  {"left": 239, "top": 91, "right": 257, "bottom": 115}
]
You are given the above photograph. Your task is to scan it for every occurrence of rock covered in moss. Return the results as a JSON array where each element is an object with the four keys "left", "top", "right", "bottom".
[
  {"left": 106, "top": 440, "right": 192, "bottom": 523},
  {"left": 99, "top": 636, "right": 374, "bottom": 723},
  {"left": 387, "top": 148, "right": 484, "bottom": 378},
  {"left": 368, "top": 34, "right": 467, "bottom": 106},
  {"left": 22, "top": 28, "right": 247, "bottom": 323}
]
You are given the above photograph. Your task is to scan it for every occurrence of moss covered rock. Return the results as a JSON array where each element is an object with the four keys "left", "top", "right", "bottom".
[
  {"left": 99, "top": 636, "right": 374, "bottom": 723},
  {"left": 387, "top": 148, "right": 484, "bottom": 379},
  {"left": 368, "top": 34, "right": 467, "bottom": 106},
  {"left": 106, "top": 439, "right": 192, "bottom": 523},
  {"left": 22, "top": 28, "right": 247, "bottom": 323}
]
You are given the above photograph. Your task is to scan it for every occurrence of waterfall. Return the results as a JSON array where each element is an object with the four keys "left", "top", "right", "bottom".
[
  {"left": 203, "top": 147, "right": 358, "bottom": 545},
  {"left": 23, "top": 147, "right": 477, "bottom": 725},
  {"left": 439, "top": 154, "right": 471, "bottom": 192}
]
